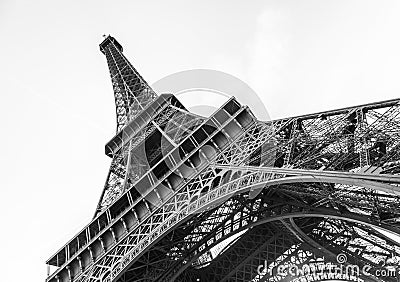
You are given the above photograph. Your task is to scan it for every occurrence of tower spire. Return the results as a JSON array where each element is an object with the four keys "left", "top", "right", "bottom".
[{"left": 100, "top": 35, "right": 157, "bottom": 132}]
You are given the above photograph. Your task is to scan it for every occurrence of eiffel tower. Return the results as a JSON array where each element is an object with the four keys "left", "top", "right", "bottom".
[{"left": 45, "top": 35, "right": 400, "bottom": 282}]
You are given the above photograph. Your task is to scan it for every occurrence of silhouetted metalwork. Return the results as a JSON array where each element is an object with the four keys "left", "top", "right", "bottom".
[{"left": 46, "top": 36, "right": 400, "bottom": 282}]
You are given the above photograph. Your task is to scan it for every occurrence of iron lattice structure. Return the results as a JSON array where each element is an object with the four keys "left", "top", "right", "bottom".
[{"left": 46, "top": 36, "right": 400, "bottom": 282}]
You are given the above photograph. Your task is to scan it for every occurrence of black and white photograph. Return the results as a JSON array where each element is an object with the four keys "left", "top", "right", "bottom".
[{"left": 1, "top": 1, "right": 400, "bottom": 281}]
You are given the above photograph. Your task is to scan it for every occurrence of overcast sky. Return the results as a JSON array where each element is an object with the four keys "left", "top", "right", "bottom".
[{"left": 1, "top": 1, "right": 400, "bottom": 281}]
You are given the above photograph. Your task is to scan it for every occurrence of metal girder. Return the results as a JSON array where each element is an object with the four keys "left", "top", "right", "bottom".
[{"left": 129, "top": 183, "right": 399, "bottom": 281}]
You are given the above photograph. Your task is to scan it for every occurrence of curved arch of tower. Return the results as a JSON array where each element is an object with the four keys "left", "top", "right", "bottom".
[{"left": 45, "top": 36, "right": 400, "bottom": 282}]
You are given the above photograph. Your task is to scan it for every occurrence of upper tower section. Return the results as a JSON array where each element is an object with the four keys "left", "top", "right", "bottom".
[
  {"left": 100, "top": 35, "right": 157, "bottom": 132},
  {"left": 99, "top": 35, "right": 124, "bottom": 54}
]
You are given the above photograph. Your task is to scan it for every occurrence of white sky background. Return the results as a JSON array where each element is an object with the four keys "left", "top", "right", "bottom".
[{"left": 1, "top": 0, "right": 400, "bottom": 281}]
